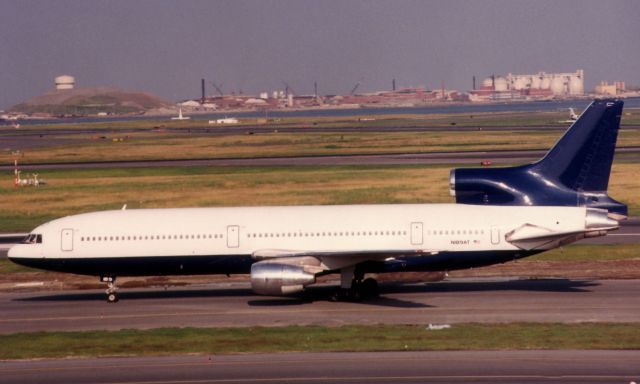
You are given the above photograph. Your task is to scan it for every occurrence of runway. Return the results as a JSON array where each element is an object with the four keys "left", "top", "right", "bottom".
[
  {"left": 1, "top": 278, "right": 638, "bottom": 334},
  {"left": 1, "top": 350, "right": 639, "bottom": 384},
  {"left": 2, "top": 146, "right": 640, "bottom": 170}
]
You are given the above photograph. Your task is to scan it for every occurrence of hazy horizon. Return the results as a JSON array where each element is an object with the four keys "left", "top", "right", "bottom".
[{"left": 1, "top": 0, "right": 639, "bottom": 109}]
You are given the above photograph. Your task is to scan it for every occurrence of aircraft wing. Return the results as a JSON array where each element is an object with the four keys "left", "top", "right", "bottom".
[
  {"left": 252, "top": 248, "right": 437, "bottom": 271},
  {"left": 505, "top": 223, "right": 606, "bottom": 250}
]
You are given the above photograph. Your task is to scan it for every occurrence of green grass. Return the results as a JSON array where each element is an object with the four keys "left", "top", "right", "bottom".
[
  {"left": 0, "top": 258, "right": 36, "bottom": 273},
  {"left": 1, "top": 323, "right": 639, "bottom": 359},
  {"left": 4, "top": 127, "right": 640, "bottom": 164},
  {"left": 1, "top": 162, "right": 639, "bottom": 232},
  {"left": 0, "top": 165, "right": 452, "bottom": 232},
  {"left": 527, "top": 244, "right": 640, "bottom": 262}
]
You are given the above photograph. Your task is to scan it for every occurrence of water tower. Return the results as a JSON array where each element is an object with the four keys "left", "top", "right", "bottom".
[{"left": 55, "top": 75, "right": 75, "bottom": 90}]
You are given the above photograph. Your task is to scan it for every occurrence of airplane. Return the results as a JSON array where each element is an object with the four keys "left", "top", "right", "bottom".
[
  {"left": 559, "top": 107, "right": 580, "bottom": 123},
  {"left": 569, "top": 107, "right": 579, "bottom": 121},
  {"left": 170, "top": 107, "right": 190, "bottom": 120},
  {"left": 8, "top": 99, "right": 626, "bottom": 303}
]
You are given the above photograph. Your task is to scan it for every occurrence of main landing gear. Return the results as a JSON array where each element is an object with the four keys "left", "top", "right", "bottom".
[
  {"left": 331, "top": 267, "right": 379, "bottom": 302},
  {"left": 101, "top": 276, "right": 119, "bottom": 303}
]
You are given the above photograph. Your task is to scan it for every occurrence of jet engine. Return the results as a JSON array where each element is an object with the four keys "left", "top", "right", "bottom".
[
  {"left": 449, "top": 166, "right": 627, "bottom": 219},
  {"left": 250, "top": 258, "right": 319, "bottom": 295}
]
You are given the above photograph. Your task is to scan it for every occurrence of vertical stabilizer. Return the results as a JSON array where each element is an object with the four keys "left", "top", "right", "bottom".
[{"left": 450, "top": 99, "right": 627, "bottom": 218}]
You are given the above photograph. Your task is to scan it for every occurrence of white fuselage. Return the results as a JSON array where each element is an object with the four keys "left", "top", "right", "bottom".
[{"left": 10, "top": 204, "right": 590, "bottom": 266}]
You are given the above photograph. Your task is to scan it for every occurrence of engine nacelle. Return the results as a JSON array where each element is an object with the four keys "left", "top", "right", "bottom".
[
  {"left": 449, "top": 166, "right": 627, "bottom": 219},
  {"left": 251, "top": 261, "right": 317, "bottom": 296}
]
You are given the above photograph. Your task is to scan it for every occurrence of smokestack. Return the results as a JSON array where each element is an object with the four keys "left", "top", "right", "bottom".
[
  {"left": 473, "top": 76, "right": 476, "bottom": 90},
  {"left": 314, "top": 81, "right": 318, "bottom": 98},
  {"left": 392, "top": 78, "right": 396, "bottom": 91},
  {"left": 201, "top": 78, "right": 205, "bottom": 104}
]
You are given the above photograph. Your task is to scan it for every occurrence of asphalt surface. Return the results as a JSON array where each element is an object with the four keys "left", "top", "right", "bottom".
[
  {"left": 3, "top": 123, "right": 581, "bottom": 152},
  {"left": 582, "top": 217, "right": 640, "bottom": 244},
  {"left": 2, "top": 350, "right": 640, "bottom": 384},
  {"left": 1, "top": 278, "right": 638, "bottom": 334},
  {"left": 2, "top": 146, "right": 640, "bottom": 170}
]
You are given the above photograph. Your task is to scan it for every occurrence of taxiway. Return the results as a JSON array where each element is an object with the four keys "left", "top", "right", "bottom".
[
  {"left": 1, "top": 278, "right": 639, "bottom": 334},
  {"left": 1, "top": 350, "right": 639, "bottom": 384}
]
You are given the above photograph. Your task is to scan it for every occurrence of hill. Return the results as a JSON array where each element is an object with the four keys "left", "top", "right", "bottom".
[{"left": 10, "top": 87, "right": 172, "bottom": 116}]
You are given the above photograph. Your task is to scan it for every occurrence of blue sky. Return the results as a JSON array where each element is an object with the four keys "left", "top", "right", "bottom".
[{"left": 1, "top": 0, "right": 638, "bottom": 108}]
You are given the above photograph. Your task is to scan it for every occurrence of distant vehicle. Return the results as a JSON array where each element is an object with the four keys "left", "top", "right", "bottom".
[
  {"left": 170, "top": 108, "right": 190, "bottom": 120},
  {"left": 209, "top": 117, "right": 239, "bottom": 124},
  {"left": 9, "top": 100, "right": 626, "bottom": 303},
  {"left": 480, "top": 160, "right": 492, "bottom": 166},
  {"left": 1, "top": 113, "right": 22, "bottom": 121}
]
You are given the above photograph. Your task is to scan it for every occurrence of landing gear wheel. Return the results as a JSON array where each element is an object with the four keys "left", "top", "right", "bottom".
[
  {"left": 360, "top": 278, "right": 379, "bottom": 299},
  {"left": 107, "top": 292, "right": 119, "bottom": 303},
  {"left": 329, "top": 288, "right": 360, "bottom": 302},
  {"left": 102, "top": 277, "right": 119, "bottom": 303}
]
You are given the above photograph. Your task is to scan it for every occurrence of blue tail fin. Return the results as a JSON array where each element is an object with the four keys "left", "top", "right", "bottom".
[
  {"left": 450, "top": 99, "right": 627, "bottom": 218},
  {"left": 533, "top": 99, "right": 622, "bottom": 192}
]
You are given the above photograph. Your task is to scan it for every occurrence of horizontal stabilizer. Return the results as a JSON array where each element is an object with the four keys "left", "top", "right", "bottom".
[{"left": 505, "top": 223, "right": 586, "bottom": 250}]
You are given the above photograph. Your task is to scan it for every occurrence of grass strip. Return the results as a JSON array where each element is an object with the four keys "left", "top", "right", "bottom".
[
  {"left": 526, "top": 244, "right": 640, "bottom": 262},
  {"left": 1, "top": 323, "right": 639, "bottom": 359},
  {"left": 2, "top": 163, "right": 639, "bottom": 232},
  {"left": 4, "top": 129, "right": 640, "bottom": 164}
]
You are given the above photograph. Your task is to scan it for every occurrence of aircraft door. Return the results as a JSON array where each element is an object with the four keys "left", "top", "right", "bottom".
[
  {"left": 227, "top": 225, "right": 239, "bottom": 248},
  {"left": 61, "top": 228, "right": 73, "bottom": 251},
  {"left": 490, "top": 226, "right": 501, "bottom": 245},
  {"left": 410, "top": 222, "right": 423, "bottom": 245}
]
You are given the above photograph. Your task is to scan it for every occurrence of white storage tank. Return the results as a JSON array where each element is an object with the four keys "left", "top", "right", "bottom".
[
  {"left": 568, "top": 76, "right": 584, "bottom": 95},
  {"left": 530, "top": 76, "right": 541, "bottom": 89},
  {"left": 513, "top": 77, "right": 527, "bottom": 90},
  {"left": 494, "top": 77, "right": 508, "bottom": 92},
  {"left": 540, "top": 77, "right": 551, "bottom": 89},
  {"left": 550, "top": 77, "right": 565, "bottom": 95},
  {"left": 55, "top": 75, "right": 75, "bottom": 90}
]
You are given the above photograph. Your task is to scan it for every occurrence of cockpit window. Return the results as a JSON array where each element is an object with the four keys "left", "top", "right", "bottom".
[{"left": 22, "top": 234, "right": 42, "bottom": 244}]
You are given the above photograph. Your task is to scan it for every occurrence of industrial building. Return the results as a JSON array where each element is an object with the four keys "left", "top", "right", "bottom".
[
  {"left": 595, "top": 81, "right": 626, "bottom": 96},
  {"left": 471, "top": 69, "right": 585, "bottom": 100}
]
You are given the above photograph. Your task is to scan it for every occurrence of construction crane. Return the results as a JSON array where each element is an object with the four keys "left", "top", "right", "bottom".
[
  {"left": 209, "top": 82, "right": 224, "bottom": 97},
  {"left": 350, "top": 81, "right": 361, "bottom": 95}
]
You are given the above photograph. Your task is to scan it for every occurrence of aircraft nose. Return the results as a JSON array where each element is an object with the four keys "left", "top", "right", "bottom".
[{"left": 7, "top": 244, "right": 20, "bottom": 259}]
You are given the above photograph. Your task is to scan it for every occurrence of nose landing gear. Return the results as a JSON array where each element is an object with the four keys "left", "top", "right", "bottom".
[{"left": 101, "top": 276, "right": 119, "bottom": 303}]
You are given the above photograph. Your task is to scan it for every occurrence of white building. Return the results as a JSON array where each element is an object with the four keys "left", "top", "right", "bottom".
[{"left": 481, "top": 69, "right": 584, "bottom": 96}]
